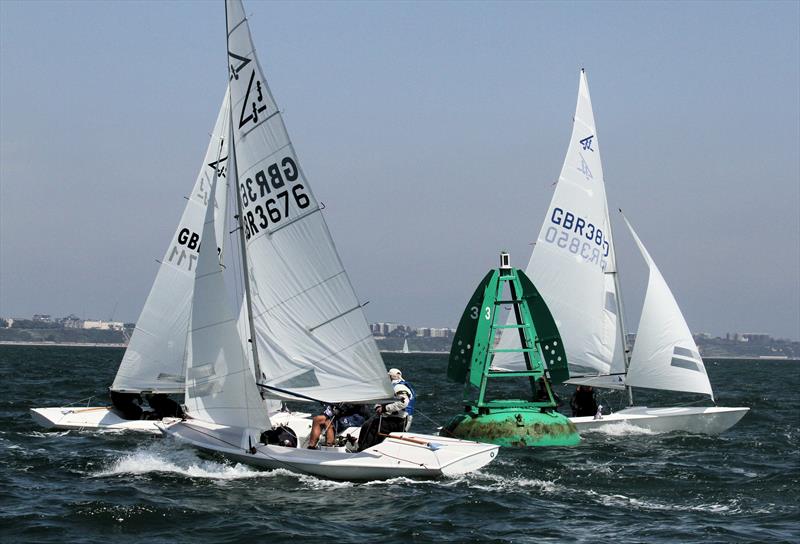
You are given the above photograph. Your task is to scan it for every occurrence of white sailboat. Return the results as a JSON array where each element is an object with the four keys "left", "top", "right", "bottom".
[
  {"left": 495, "top": 70, "right": 748, "bottom": 434},
  {"left": 30, "top": 92, "right": 236, "bottom": 432},
  {"left": 402, "top": 339, "right": 411, "bottom": 354},
  {"left": 158, "top": 0, "right": 498, "bottom": 480}
]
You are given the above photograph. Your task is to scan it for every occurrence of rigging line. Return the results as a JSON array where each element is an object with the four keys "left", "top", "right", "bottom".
[
  {"left": 256, "top": 383, "right": 327, "bottom": 405},
  {"left": 410, "top": 408, "right": 446, "bottom": 430},
  {"left": 64, "top": 395, "right": 96, "bottom": 407}
]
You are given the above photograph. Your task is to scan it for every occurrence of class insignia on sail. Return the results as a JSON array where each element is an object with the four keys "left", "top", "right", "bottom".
[{"left": 441, "top": 252, "right": 581, "bottom": 447}]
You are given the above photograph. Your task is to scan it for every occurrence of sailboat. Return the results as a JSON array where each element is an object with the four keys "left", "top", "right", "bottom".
[
  {"left": 29, "top": 93, "right": 312, "bottom": 436},
  {"left": 494, "top": 70, "right": 748, "bottom": 434},
  {"left": 157, "top": 0, "right": 498, "bottom": 480},
  {"left": 30, "top": 92, "right": 237, "bottom": 432},
  {"left": 402, "top": 339, "right": 410, "bottom": 354}
]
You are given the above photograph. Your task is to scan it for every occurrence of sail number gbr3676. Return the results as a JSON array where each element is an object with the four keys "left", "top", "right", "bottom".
[{"left": 239, "top": 156, "right": 311, "bottom": 239}]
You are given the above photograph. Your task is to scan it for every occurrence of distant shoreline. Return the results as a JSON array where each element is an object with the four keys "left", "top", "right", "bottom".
[
  {"left": 0, "top": 341, "right": 126, "bottom": 348},
  {"left": 0, "top": 343, "right": 797, "bottom": 362}
]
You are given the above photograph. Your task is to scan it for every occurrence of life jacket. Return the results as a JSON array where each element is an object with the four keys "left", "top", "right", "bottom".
[{"left": 394, "top": 379, "right": 416, "bottom": 416}]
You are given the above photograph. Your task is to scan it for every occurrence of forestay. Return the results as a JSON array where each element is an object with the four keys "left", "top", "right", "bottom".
[
  {"left": 112, "top": 92, "right": 231, "bottom": 394},
  {"left": 225, "top": 0, "right": 393, "bottom": 403},
  {"left": 184, "top": 174, "right": 269, "bottom": 442},
  {"left": 494, "top": 70, "right": 625, "bottom": 376},
  {"left": 622, "top": 217, "right": 714, "bottom": 399}
]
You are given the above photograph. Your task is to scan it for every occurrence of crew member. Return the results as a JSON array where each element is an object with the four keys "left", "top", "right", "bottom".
[
  {"left": 109, "top": 390, "right": 144, "bottom": 420},
  {"left": 307, "top": 403, "right": 366, "bottom": 449},
  {"left": 569, "top": 385, "right": 598, "bottom": 417},
  {"left": 357, "top": 368, "right": 414, "bottom": 451}
]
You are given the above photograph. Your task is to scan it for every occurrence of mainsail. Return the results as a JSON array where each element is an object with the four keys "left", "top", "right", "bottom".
[
  {"left": 184, "top": 174, "right": 269, "bottom": 441},
  {"left": 622, "top": 217, "right": 714, "bottom": 399},
  {"left": 225, "top": 0, "right": 393, "bottom": 403},
  {"left": 494, "top": 70, "right": 625, "bottom": 377},
  {"left": 112, "top": 92, "right": 231, "bottom": 393}
]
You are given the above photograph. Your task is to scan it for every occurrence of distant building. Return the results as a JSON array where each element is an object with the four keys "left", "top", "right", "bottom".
[
  {"left": 0, "top": 317, "right": 12, "bottom": 328},
  {"left": 742, "top": 333, "right": 771, "bottom": 345},
  {"left": 82, "top": 320, "right": 124, "bottom": 331},
  {"left": 33, "top": 314, "right": 52, "bottom": 322},
  {"left": 62, "top": 314, "right": 84, "bottom": 329}
]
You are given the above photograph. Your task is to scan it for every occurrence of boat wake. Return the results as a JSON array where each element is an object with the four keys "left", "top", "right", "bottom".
[
  {"left": 580, "top": 421, "right": 658, "bottom": 436},
  {"left": 94, "top": 445, "right": 270, "bottom": 480},
  {"left": 20, "top": 430, "right": 72, "bottom": 438}
]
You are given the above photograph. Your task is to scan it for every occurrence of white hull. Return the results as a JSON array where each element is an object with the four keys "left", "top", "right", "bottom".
[
  {"left": 570, "top": 406, "right": 749, "bottom": 434},
  {"left": 160, "top": 419, "right": 499, "bottom": 481},
  {"left": 30, "top": 406, "right": 312, "bottom": 438},
  {"left": 30, "top": 406, "right": 161, "bottom": 432}
]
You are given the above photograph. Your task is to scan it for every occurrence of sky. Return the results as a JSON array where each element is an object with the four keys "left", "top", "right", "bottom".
[{"left": 1, "top": 0, "right": 798, "bottom": 340}]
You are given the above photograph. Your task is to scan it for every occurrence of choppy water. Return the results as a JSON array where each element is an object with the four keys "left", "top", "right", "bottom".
[{"left": 1, "top": 345, "right": 798, "bottom": 543}]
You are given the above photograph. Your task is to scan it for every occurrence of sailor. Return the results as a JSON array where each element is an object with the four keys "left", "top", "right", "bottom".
[
  {"left": 307, "top": 403, "right": 367, "bottom": 449},
  {"left": 387, "top": 368, "right": 416, "bottom": 431},
  {"left": 569, "top": 385, "right": 598, "bottom": 417},
  {"left": 109, "top": 390, "right": 144, "bottom": 420},
  {"left": 145, "top": 393, "right": 184, "bottom": 419},
  {"left": 357, "top": 369, "right": 414, "bottom": 451}
]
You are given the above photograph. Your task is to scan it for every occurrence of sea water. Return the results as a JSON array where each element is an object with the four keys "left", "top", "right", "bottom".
[{"left": 1, "top": 346, "right": 797, "bottom": 543}]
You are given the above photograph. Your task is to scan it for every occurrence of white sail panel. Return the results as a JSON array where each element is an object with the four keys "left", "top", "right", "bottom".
[
  {"left": 494, "top": 70, "right": 622, "bottom": 376},
  {"left": 184, "top": 176, "right": 269, "bottom": 435},
  {"left": 622, "top": 217, "right": 714, "bottom": 398},
  {"left": 226, "top": 0, "right": 394, "bottom": 403},
  {"left": 112, "top": 91, "right": 231, "bottom": 393}
]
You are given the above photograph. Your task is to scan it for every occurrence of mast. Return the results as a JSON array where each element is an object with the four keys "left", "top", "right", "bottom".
[
  {"left": 609, "top": 209, "right": 634, "bottom": 406},
  {"left": 225, "top": 3, "right": 262, "bottom": 384}
]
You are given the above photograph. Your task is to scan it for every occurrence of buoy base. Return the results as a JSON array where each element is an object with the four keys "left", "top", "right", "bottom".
[{"left": 442, "top": 406, "right": 580, "bottom": 447}]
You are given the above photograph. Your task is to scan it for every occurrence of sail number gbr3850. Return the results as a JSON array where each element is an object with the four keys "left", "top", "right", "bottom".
[
  {"left": 239, "top": 156, "right": 311, "bottom": 239},
  {"left": 542, "top": 207, "right": 610, "bottom": 270}
]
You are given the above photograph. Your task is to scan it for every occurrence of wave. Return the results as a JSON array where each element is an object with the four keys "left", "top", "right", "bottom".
[
  {"left": 580, "top": 421, "right": 658, "bottom": 436},
  {"left": 457, "top": 470, "right": 562, "bottom": 494},
  {"left": 94, "top": 446, "right": 271, "bottom": 480},
  {"left": 591, "top": 491, "right": 740, "bottom": 513},
  {"left": 20, "top": 430, "right": 72, "bottom": 438}
]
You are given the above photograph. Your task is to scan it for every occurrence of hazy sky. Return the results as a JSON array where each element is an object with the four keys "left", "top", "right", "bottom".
[{"left": 1, "top": 1, "right": 798, "bottom": 340}]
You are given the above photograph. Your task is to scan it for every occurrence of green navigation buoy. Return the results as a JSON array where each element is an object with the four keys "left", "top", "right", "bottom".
[{"left": 441, "top": 252, "right": 580, "bottom": 447}]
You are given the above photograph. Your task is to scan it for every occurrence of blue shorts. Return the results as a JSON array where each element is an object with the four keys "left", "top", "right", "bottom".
[{"left": 335, "top": 414, "right": 365, "bottom": 432}]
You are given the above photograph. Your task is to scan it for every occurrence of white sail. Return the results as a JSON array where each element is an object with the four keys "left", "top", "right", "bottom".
[
  {"left": 402, "top": 339, "right": 410, "bottom": 354},
  {"left": 112, "top": 91, "right": 231, "bottom": 393},
  {"left": 184, "top": 174, "right": 269, "bottom": 440},
  {"left": 226, "top": 0, "right": 394, "bottom": 404},
  {"left": 494, "top": 70, "right": 625, "bottom": 376},
  {"left": 623, "top": 217, "right": 714, "bottom": 399}
]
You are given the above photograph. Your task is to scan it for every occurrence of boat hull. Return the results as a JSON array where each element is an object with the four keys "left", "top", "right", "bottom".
[
  {"left": 160, "top": 420, "right": 499, "bottom": 481},
  {"left": 30, "top": 406, "right": 312, "bottom": 439},
  {"left": 570, "top": 406, "right": 749, "bottom": 434},
  {"left": 30, "top": 406, "right": 161, "bottom": 432}
]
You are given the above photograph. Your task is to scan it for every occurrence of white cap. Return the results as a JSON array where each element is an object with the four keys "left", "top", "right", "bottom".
[{"left": 388, "top": 368, "right": 402, "bottom": 380}]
